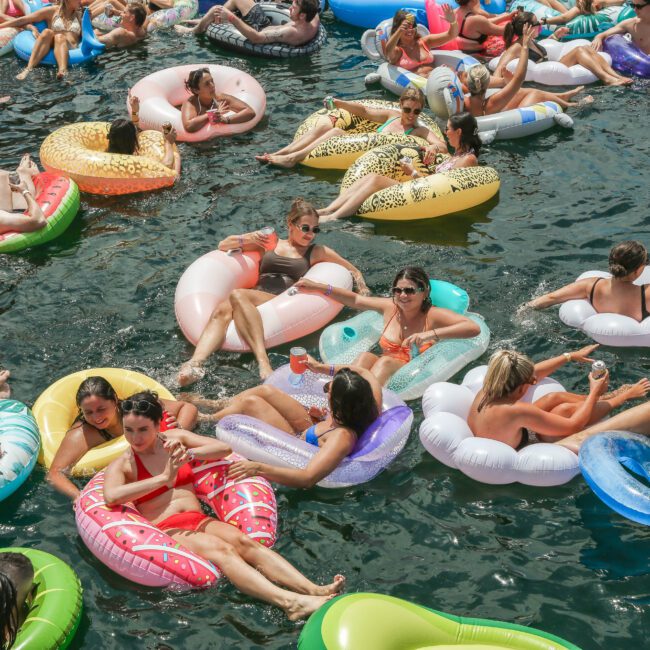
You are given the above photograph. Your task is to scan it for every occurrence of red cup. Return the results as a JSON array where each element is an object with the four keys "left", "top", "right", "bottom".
[{"left": 290, "top": 347, "right": 307, "bottom": 375}]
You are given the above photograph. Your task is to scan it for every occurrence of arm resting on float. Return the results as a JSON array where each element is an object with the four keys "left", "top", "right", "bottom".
[
  {"left": 311, "top": 245, "right": 369, "bottom": 293},
  {"left": 295, "top": 278, "right": 390, "bottom": 313},
  {"left": 591, "top": 20, "right": 630, "bottom": 50},
  {"left": 218, "top": 92, "right": 256, "bottom": 124},
  {"left": 160, "top": 398, "right": 199, "bottom": 430},
  {"left": 331, "top": 98, "right": 394, "bottom": 125},
  {"left": 46, "top": 425, "right": 97, "bottom": 501},
  {"left": 432, "top": 308, "right": 482, "bottom": 340},
  {"left": 543, "top": 7, "right": 580, "bottom": 26},
  {"left": 0, "top": 6, "right": 53, "bottom": 28},
  {"left": 218, "top": 232, "right": 267, "bottom": 252}
]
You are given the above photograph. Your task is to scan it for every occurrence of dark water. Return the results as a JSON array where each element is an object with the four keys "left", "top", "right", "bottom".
[{"left": 1, "top": 10, "right": 650, "bottom": 650}]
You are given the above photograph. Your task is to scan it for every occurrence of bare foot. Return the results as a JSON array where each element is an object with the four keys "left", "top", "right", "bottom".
[
  {"left": 284, "top": 593, "right": 333, "bottom": 621},
  {"left": 198, "top": 412, "right": 218, "bottom": 423},
  {"left": 310, "top": 574, "right": 346, "bottom": 596},
  {"left": 610, "top": 77, "right": 633, "bottom": 86},
  {"left": 174, "top": 24, "right": 194, "bottom": 34},
  {"left": 255, "top": 153, "right": 270, "bottom": 163},
  {"left": 0, "top": 96, "right": 10, "bottom": 105},
  {"left": 258, "top": 362, "right": 273, "bottom": 381},
  {"left": 265, "top": 154, "right": 297, "bottom": 169},
  {"left": 619, "top": 378, "right": 650, "bottom": 402},
  {"left": 56, "top": 69, "right": 68, "bottom": 80},
  {"left": 177, "top": 362, "right": 206, "bottom": 387},
  {"left": 0, "top": 370, "right": 11, "bottom": 400},
  {"left": 576, "top": 95, "right": 594, "bottom": 109},
  {"left": 179, "top": 392, "right": 232, "bottom": 410},
  {"left": 16, "top": 68, "right": 32, "bottom": 81},
  {"left": 318, "top": 213, "right": 337, "bottom": 223}
]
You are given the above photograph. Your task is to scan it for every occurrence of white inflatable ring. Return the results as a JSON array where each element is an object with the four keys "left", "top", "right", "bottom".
[
  {"left": 360, "top": 17, "right": 431, "bottom": 62},
  {"left": 174, "top": 249, "right": 353, "bottom": 350},
  {"left": 558, "top": 267, "right": 650, "bottom": 347},
  {"left": 488, "top": 39, "right": 613, "bottom": 86},
  {"left": 129, "top": 63, "right": 266, "bottom": 143},
  {"left": 419, "top": 365, "right": 580, "bottom": 486}
]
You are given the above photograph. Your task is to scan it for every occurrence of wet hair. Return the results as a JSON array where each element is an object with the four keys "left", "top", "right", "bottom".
[
  {"left": 128, "top": 4, "right": 146, "bottom": 27},
  {"left": 392, "top": 266, "right": 432, "bottom": 312},
  {"left": 329, "top": 369, "right": 379, "bottom": 435},
  {"left": 76, "top": 376, "right": 120, "bottom": 423},
  {"left": 477, "top": 350, "right": 535, "bottom": 412},
  {"left": 609, "top": 241, "right": 647, "bottom": 278},
  {"left": 466, "top": 64, "right": 490, "bottom": 96},
  {"left": 448, "top": 112, "right": 482, "bottom": 156},
  {"left": 504, "top": 11, "right": 538, "bottom": 49},
  {"left": 107, "top": 119, "right": 139, "bottom": 155},
  {"left": 391, "top": 9, "right": 420, "bottom": 40},
  {"left": 286, "top": 197, "right": 319, "bottom": 226},
  {"left": 121, "top": 390, "right": 163, "bottom": 424},
  {"left": 184, "top": 67, "right": 210, "bottom": 95},
  {"left": 0, "top": 553, "right": 34, "bottom": 650},
  {"left": 399, "top": 86, "right": 425, "bottom": 109},
  {"left": 297, "top": 0, "right": 319, "bottom": 21}
]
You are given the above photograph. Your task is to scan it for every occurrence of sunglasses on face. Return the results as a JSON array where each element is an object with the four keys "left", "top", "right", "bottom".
[
  {"left": 392, "top": 286, "right": 424, "bottom": 296},
  {"left": 296, "top": 224, "right": 321, "bottom": 234},
  {"left": 122, "top": 399, "right": 156, "bottom": 414},
  {"left": 401, "top": 107, "right": 422, "bottom": 115}
]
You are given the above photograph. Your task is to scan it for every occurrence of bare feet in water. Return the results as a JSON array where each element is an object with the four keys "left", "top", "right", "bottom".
[
  {"left": 16, "top": 68, "right": 32, "bottom": 81},
  {"left": 0, "top": 370, "right": 11, "bottom": 400},
  {"left": 283, "top": 593, "right": 335, "bottom": 621},
  {"left": 177, "top": 362, "right": 206, "bottom": 387},
  {"left": 310, "top": 574, "right": 346, "bottom": 597}
]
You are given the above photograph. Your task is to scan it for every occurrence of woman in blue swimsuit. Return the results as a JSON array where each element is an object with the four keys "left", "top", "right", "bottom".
[{"left": 255, "top": 87, "right": 447, "bottom": 168}]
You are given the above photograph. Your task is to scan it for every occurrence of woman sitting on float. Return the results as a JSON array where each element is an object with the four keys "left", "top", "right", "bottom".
[
  {"left": 296, "top": 266, "right": 480, "bottom": 385},
  {"left": 177, "top": 198, "right": 368, "bottom": 385},
  {"left": 194, "top": 359, "right": 382, "bottom": 488},
  {"left": 465, "top": 23, "right": 592, "bottom": 115},
  {"left": 0, "top": 155, "right": 45, "bottom": 235},
  {"left": 102, "top": 391, "right": 343, "bottom": 619},
  {"left": 181, "top": 66, "right": 256, "bottom": 133},
  {"left": 255, "top": 87, "right": 448, "bottom": 169},
  {"left": 317, "top": 112, "right": 480, "bottom": 222},
  {"left": 384, "top": 6, "right": 459, "bottom": 78},
  {"left": 455, "top": 0, "right": 517, "bottom": 54},
  {"left": 0, "top": 0, "right": 25, "bottom": 20},
  {"left": 47, "top": 376, "right": 198, "bottom": 500},
  {"left": 493, "top": 11, "right": 632, "bottom": 85},
  {"left": 467, "top": 346, "right": 650, "bottom": 450},
  {"left": 527, "top": 240, "right": 649, "bottom": 319}
]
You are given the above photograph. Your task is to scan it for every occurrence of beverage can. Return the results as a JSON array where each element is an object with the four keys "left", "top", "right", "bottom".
[
  {"left": 324, "top": 95, "right": 335, "bottom": 111},
  {"left": 290, "top": 347, "right": 308, "bottom": 375},
  {"left": 259, "top": 226, "right": 279, "bottom": 251},
  {"left": 591, "top": 360, "right": 607, "bottom": 379},
  {"left": 401, "top": 156, "right": 412, "bottom": 165}
]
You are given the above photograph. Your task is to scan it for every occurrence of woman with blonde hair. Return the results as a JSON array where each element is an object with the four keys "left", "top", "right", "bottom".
[{"left": 467, "top": 345, "right": 650, "bottom": 449}]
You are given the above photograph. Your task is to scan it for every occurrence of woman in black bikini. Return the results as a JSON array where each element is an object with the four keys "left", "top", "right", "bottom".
[
  {"left": 455, "top": 0, "right": 515, "bottom": 53},
  {"left": 528, "top": 241, "right": 650, "bottom": 320},
  {"left": 177, "top": 198, "right": 369, "bottom": 385},
  {"left": 180, "top": 67, "right": 256, "bottom": 134},
  {"left": 47, "top": 376, "right": 198, "bottom": 500}
]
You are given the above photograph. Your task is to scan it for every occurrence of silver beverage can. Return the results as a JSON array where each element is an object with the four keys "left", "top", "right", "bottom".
[
  {"left": 401, "top": 156, "right": 412, "bottom": 165},
  {"left": 591, "top": 360, "right": 607, "bottom": 379},
  {"left": 324, "top": 95, "right": 335, "bottom": 110}
]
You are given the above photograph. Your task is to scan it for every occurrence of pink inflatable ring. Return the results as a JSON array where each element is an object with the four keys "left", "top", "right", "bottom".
[
  {"left": 76, "top": 457, "right": 277, "bottom": 588},
  {"left": 129, "top": 63, "right": 266, "bottom": 143},
  {"left": 174, "top": 249, "right": 353, "bottom": 349}
]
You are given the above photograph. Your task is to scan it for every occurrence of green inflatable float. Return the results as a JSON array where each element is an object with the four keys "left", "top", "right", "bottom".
[
  {"left": 0, "top": 547, "right": 83, "bottom": 649},
  {"left": 299, "top": 593, "right": 581, "bottom": 650}
]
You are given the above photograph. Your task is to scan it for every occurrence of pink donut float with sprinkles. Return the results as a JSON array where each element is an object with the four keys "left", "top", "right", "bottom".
[{"left": 75, "top": 456, "right": 277, "bottom": 588}]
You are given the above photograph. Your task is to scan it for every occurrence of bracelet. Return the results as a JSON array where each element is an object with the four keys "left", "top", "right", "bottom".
[
  {"left": 324, "top": 284, "right": 333, "bottom": 296},
  {"left": 431, "top": 328, "right": 440, "bottom": 342},
  {"left": 563, "top": 352, "right": 572, "bottom": 362},
  {"left": 21, "top": 189, "right": 30, "bottom": 197},
  {"left": 329, "top": 364, "right": 335, "bottom": 377},
  {"left": 186, "top": 448, "right": 196, "bottom": 462}
]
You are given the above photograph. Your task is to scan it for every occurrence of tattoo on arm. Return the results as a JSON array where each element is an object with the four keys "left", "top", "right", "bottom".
[{"left": 263, "top": 26, "right": 287, "bottom": 42}]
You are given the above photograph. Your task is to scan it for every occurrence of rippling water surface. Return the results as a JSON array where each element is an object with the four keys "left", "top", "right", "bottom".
[{"left": 1, "top": 11, "right": 649, "bottom": 649}]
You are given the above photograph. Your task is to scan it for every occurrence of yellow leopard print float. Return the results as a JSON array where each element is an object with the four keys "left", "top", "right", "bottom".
[
  {"left": 40, "top": 123, "right": 180, "bottom": 196},
  {"left": 341, "top": 144, "right": 500, "bottom": 221},
  {"left": 293, "top": 100, "right": 443, "bottom": 170}
]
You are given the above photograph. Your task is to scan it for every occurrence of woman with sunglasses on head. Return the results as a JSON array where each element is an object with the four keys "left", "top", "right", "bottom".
[
  {"left": 493, "top": 11, "right": 632, "bottom": 85},
  {"left": 46, "top": 376, "right": 198, "bottom": 501},
  {"left": 317, "top": 112, "right": 480, "bottom": 222},
  {"left": 102, "top": 391, "right": 344, "bottom": 619},
  {"left": 591, "top": 0, "right": 650, "bottom": 56},
  {"left": 255, "top": 87, "right": 448, "bottom": 169},
  {"left": 295, "top": 266, "right": 480, "bottom": 385},
  {"left": 177, "top": 198, "right": 368, "bottom": 386},
  {"left": 467, "top": 346, "right": 650, "bottom": 449},
  {"left": 180, "top": 67, "right": 256, "bottom": 134}
]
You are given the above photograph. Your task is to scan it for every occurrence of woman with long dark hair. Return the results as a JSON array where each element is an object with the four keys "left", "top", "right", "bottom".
[{"left": 0, "top": 552, "right": 34, "bottom": 650}]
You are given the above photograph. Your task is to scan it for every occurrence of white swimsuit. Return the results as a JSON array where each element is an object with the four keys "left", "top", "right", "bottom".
[{"left": 51, "top": 12, "right": 82, "bottom": 35}]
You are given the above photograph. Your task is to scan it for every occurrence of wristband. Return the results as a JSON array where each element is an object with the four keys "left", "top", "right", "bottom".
[
  {"left": 431, "top": 328, "right": 440, "bottom": 342},
  {"left": 329, "top": 364, "right": 335, "bottom": 377},
  {"left": 21, "top": 189, "right": 30, "bottom": 197},
  {"left": 563, "top": 352, "right": 572, "bottom": 362},
  {"left": 324, "top": 284, "right": 333, "bottom": 296}
]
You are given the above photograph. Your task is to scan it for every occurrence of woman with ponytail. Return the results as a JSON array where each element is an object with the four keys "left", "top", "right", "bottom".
[
  {"left": 468, "top": 346, "right": 650, "bottom": 449},
  {"left": 317, "top": 112, "right": 481, "bottom": 222}
]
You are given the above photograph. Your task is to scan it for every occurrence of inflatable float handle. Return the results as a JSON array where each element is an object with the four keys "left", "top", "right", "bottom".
[
  {"left": 620, "top": 455, "right": 650, "bottom": 480},
  {"left": 81, "top": 9, "right": 106, "bottom": 55}
]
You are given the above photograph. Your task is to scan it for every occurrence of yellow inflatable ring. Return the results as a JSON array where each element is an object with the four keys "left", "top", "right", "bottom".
[
  {"left": 341, "top": 143, "right": 500, "bottom": 221},
  {"left": 33, "top": 368, "right": 174, "bottom": 476},
  {"left": 293, "top": 99, "right": 443, "bottom": 170},
  {"left": 40, "top": 122, "right": 180, "bottom": 196}
]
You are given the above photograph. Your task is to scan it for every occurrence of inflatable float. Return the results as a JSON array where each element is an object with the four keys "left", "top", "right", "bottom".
[
  {"left": 293, "top": 99, "right": 442, "bottom": 170},
  {"left": 33, "top": 368, "right": 175, "bottom": 476},
  {"left": 0, "top": 547, "right": 83, "bottom": 650},
  {"left": 216, "top": 364, "right": 414, "bottom": 488},
  {"left": 579, "top": 430, "right": 650, "bottom": 526},
  {"left": 425, "top": 67, "right": 573, "bottom": 143},
  {"left": 40, "top": 122, "right": 180, "bottom": 195},
  {"left": 604, "top": 34, "right": 650, "bottom": 78},
  {"left": 320, "top": 280, "right": 490, "bottom": 400},
  {"left": 148, "top": 0, "right": 198, "bottom": 31},
  {"left": 206, "top": 2, "right": 326, "bottom": 58},
  {"left": 129, "top": 63, "right": 266, "bottom": 142},
  {"left": 419, "top": 365, "right": 581, "bottom": 485},
  {"left": 0, "top": 173, "right": 80, "bottom": 254},
  {"left": 0, "top": 400, "right": 40, "bottom": 502},
  {"left": 13, "top": 7, "right": 105, "bottom": 66},
  {"left": 299, "top": 593, "right": 582, "bottom": 649},
  {"left": 0, "top": 0, "right": 33, "bottom": 57},
  {"left": 339, "top": 142, "right": 500, "bottom": 222},
  {"left": 76, "top": 461, "right": 277, "bottom": 587},
  {"left": 558, "top": 267, "right": 650, "bottom": 346},
  {"left": 175, "top": 248, "right": 352, "bottom": 349},
  {"left": 488, "top": 38, "right": 613, "bottom": 85}
]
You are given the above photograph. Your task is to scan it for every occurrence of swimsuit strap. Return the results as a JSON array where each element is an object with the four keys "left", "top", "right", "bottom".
[
  {"left": 588, "top": 277, "right": 603, "bottom": 309},
  {"left": 376, "top": 116, "right": 398, "bottom": 134},
  {"left": 641, "top": 285, "right": 649, "bottom": 320},
  {"left": 304, "top": 423, "right": 337, "bottom": 446},
  {"left": 97, "top": 427, "right": 113, "bottom": 442}
]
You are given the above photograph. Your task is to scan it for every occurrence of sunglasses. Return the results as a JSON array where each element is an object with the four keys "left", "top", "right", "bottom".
[
  {"left": 630, "top": 2, "right": 648, "bottom": 8},
  {"left": 297, "top": 224, "right": 321, "bottom": 234},
  {"left": 392, "top": 286, "right": 425, "bottom": 295},
  {"left": 401, "top": 107, "right": 422, "bottom": 115},
  {"left": 122, "top": 399, "right": 156, "bottom": 414}
]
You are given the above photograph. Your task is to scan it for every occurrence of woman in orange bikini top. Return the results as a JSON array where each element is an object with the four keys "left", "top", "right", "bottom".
[{"left": 295, "top": 266, "right": 481, "bottom": 386}]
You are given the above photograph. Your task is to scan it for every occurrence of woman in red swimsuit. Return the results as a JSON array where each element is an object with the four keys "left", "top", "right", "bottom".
[
  {"left": 296, "top": 266, "right": 481, "bottom": 385},
  {"left": 527, "top": 240, "right": 650, "bottom": 320},
  {"left": 384, "top": 6, "right": 459, "bottom": 77},
  {"left": 102, "top": 391, "right": 344, "bottom": 620}
]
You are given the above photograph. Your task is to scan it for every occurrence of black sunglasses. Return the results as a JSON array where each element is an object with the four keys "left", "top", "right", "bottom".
[
  {"left": 392, "top": 286, "right": 425, "bottom": 295},
  {"left": 401, "top": 107, "right": 422, "bottom": 115},
  {"left": 297, "top": 224, "right": 321, "bottom": 234},
  {"left": 630, "top": 2, "right": 648, "bottom": 8},
  {"left": 122, "top": 399, "right": 156, "bottom": 414}
]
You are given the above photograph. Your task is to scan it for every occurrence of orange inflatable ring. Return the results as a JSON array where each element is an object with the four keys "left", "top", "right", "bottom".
[{"left": 40, "top": 122, "right": 180, "bottom": 196}]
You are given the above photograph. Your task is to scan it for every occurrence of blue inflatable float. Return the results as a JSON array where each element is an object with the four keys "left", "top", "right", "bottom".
[{"left": 579, "top": 430, "right": 650, "bottom": 526}]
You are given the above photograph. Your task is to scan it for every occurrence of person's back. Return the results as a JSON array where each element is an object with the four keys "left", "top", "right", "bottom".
[{"left": 0, "top": 552, "right": 34, "bottom": 650}]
